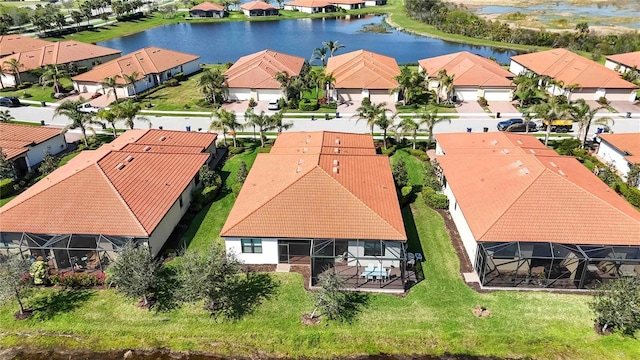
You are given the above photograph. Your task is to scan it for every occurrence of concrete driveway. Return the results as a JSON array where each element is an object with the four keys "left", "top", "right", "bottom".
[
  {"left": 455, "top": 101, "right": 485, "bottom": 114},
  {"left": 610, "top": 101, "right": 640, "bottom": 115},
  {"left": 487, "top": 101, "right": 520, "bottom": 116}
]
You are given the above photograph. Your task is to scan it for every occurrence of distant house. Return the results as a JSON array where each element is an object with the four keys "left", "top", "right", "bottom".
[
  {"left": 0, "top": 41, "right": 121, "bottom": 87},
  {"left": 189, "top": 2, "right": 226, "bottom": 18},
  {"left": 241, "top": 1, "right": 279, "bottom": 16},
  {"left": 509, "top": 48, "right": 638, "bottom": 102},
  {"left": 332, "top": 0, "right": 365, "bottom": 10},
  {"left": 72, "top": 47, "right": 200, "bottom": 99},
  {"left": 605, "top": 51, "right": 640, "bottom": 74},
  {"left": 0, "top": 123, "right": 67, "bottom": 175},
  {"left": 221, "top": 131, "right": 409, "bottom": 292},
  {"left": 364, "top": 0, "right": 386, "bottom": 5},
  {"left": 596, "top": 133, "right": 640, "bottom": 188},
  {"left": 0, "top": 129, "right": 218, "bottom": 270},
  {"left": 284, "top": 0, "right": 335, "bottom": 13},
  {"left": 225, "top": 49, "right": 305, "bottom": 101},
  {"left": 325, "top": 49, "right": 400, "bottom": 104},
  {"left": 418, "top": 51, "right": 514, "bottom": 102},
  {"left": 435, "top": 132, "right": 640, "bottom": 290},
  {"left": 0, "top": 35, "right": 51, "bottom": 57}
]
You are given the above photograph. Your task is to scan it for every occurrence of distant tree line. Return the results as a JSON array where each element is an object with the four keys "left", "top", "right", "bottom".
[{"left": 405, "top": 0, "right": 640, "bottom": 58}]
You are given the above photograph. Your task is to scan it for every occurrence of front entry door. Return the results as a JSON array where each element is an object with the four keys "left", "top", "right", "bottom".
[{"left": 278, "top": 243, "right": 289, "bottom": 264}]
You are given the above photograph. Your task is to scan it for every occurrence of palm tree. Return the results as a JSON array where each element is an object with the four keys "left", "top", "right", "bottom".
[
  {"left": 246, "top": 111, "right": 275, "bottom": 147},
  {"left": 527, "top": 96, "right": 573, "bottom": 146},
  {"left": 436, "top": 69, "right": 455, "bottom": 104},
  {"left": 0, "top": 109, "right": 14, "bottom": 122},
  {"left": 210, "top": 108, "right": 243, "bottom": 147},
  {"left": 196, "top": 69, "right": 228, "bottom": 105},
  {"left": 122, "top": 71, "right": 140, "bottom": 99},
  {"left": 322, "top": 40, "right": 345, "bottom": 57},
  {"left": 392, "top": 66, "right": 422, "bottom": 105},
  {"left": 351, "top": 102, "right": 387, "bottom": 134},
  {"left": 96, "top": 108, "right": 119, "bottom": 138},
  {"left": 275, "top": 71, "right": 294, "bottom": 102},
  {"left": 39, "top": 65, "right": 69, "bottom": 94},
  {"left": 418, "top": 108, "right": 450, "bottom": 147},
  {"left": 323, "top": 72, "right": 336, "bottom": 102},
  {"left": 311, "top": 47, "right": 328, "bottom": 66},
  {"left": 399, "top": 117, "right": 421, "bottom": 150},
  {"left": 113, "top": 100, "right": 148, "bottom": 129},
  {"left": 3, "top": 58, "right": 24, "bottom": 86},
  {"left": 101, "top": 75, "right": 122, "bottom": 103},
  {"left": 269, "top": 109, "right": 292, "bottom": 133},
  {"left": 571, "top": 99, "right": 614, "bottom": 148},
  {"left": 375, "top": 110, "right": 395, "bottom": 149},
  {"left": 54, "top": 98, "right": 102, "bottom": 147}
]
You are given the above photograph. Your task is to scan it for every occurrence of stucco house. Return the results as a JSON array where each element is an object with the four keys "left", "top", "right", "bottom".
[
  {"left": 418, "top": 51, "right": 514, "bottom": 102},
  {"left": 221, "top": 131, "right": 409, "bottom": 292},
  {"left": 72, "top": 47, "right": 200, "bottom": 99},
  {"left": 605, "top": 51, "right": 640, "bottom": 74},
  {"left": 325, "top": 49, "right": 400, "bottom": 104},
  {"left": 284, "top": 0, "right": 336, "bottom": 13},
  {"left": 189, "top": 2, "right": 226, "bottom": 18},
  {"left": 332, "top": 0, "right": 365, "bottom": 10},
  {"left": 435, "top": 132, "right": 640, "bottom": 289},
  {"left": 0, "top": 40, "right": 121, "bottom": 87},
  {"left": 241, "top": 1, "right": 279, "bottom": 16},
  {"left": 509, "top": 48, "right": 638, "bottom": 102},
  {"left": 225, "top": 49, "right": 305, "bottom": 101},
  {"left": 0, "top": 35, "right": 51, "bottom": 58},
  {"left": 596, "top": 133, "right": 640, "bottom": 188},
  {"left": 0, "top": 123, "right": 67, "bottom": 175},
  {"left": 0, "top": 129, "right": 217, "bottom": 271}
]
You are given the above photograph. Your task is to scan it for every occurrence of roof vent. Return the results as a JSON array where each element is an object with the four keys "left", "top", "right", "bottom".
[
  {"left": 332, "top": 167, "right": 339, "bottom": 174},
  {"left": 143, "top": 146, "right": 151, "bottom": 152},
  {"left": 335, "top": 138, "right": 341, "bottom": 145},
  {"left": 159, "top": 136, "right": 166, "bottom": 141},
  {"left": 502, "top": 148, "right": 510, "bottom": 154},
  {"left": 515, "top": 160, "right": 523, "bottom": 167},
  {"left": 296, "top": 166, "right": 302, "bottom": 173},
  {"left": 125, "top": 155, "right": 134, "bottom": 162},
  {"left": 333, "top": 159, "right": 339, "bottom": 166},
  {"left": 550, "top": 161, "right": 557, "bottom": 168},
  {"left": 116, "top": 163, "right": 125, "bottom": 170},
  {"left": 298, "top": 159, "right": 303, "bottom": 165},
  {"left": 334, "top": 147, "right": 340, "bottom": 153},
  {"left": 520, "top": 167, "right": 530, "bottom": 175},
  {"left": 303, "top": 147, "right": 308, "bottom": 153},
  {"left": 529, "top": 149, "right": 536, "bottom": 154},
  {"left": 305, "top": 138, "right": 310, "bottom": 144},
  {"left": 558, "top": 169, "right": 566, "bottom": 176},
  {"left": 517, "top": 140, "right": 523, "bottom": 145},
  {"left": 491, "top": 140, "right": 498, "bottom": 145}
]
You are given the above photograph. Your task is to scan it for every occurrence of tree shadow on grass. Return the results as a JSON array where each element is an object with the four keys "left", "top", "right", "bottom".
[
  {"left": 337, "top": 291, "right": 370, "bottom": 324},
  {"left": 402, "top": 205, "right": 425, "bottom": 283},
  {"left": 29, "top": 289, "right": 95, "bottom": 321},
  {"left": 152, "top": 266, "right": 181, "bottom": 313},
  {"left": 209, "top": 272, "right": 279, "bottom": 321}
]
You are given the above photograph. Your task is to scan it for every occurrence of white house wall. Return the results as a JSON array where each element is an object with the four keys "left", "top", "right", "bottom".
[
  {"left": 346, "top": 240, "right": 401, "bottom": 268},
  {"left": 225, "top": 238, "right": 279, "bottom": 264},
  {"left": 26, "top": 134, "right": 67, "bottom": 168},
  {"left": 604, "top": 59, "right": 631, "bottom": 73},
  {"left": 369, "top": 89, "right": 396, "bottom": 104},
  {"left": 256, "top": 89, "right": 282, "bottom": 101},
  {"left": 509, "top": 61, "right": 527, "bottom": 76},
  {"left": 228, "top": 88, "right": 252, "bottom": 101},
  {"left": 284, "top": 5, "right": 315, "bottom": 13},
  {"left": 443, "top": 181, "right": 479, "bottom": 268},
  {"left": 597, "top": 138, "right": 632, "bottom": 183}
]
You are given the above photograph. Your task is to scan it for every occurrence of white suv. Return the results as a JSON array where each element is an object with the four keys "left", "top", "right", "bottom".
[
  {"left": 267, "top": 99, "right": 280, "bottom": 110},
  {"left": 77, "top": 103, "right": 101, "bottom": 113}
]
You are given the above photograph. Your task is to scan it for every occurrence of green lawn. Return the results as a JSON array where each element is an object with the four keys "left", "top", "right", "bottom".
[
  {"left": 0, "top": 195, "right": 16, "bottom": 207},
  {"left": 0, "top": 78, "right": 73, "bottom": 103},
  {"left": 0, "top": 146, "right": 638, "bottom": 358}
]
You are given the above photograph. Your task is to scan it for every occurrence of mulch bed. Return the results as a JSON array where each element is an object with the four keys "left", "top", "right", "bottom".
[
  {"left": 241, "top": 264, "right": 276, "bottom": 273},
  {"left": 594, "top": 323, "right": 614, "bottom": 336},
  {"left": 13, "top": 310, "right": 33, "bottom": 320}
]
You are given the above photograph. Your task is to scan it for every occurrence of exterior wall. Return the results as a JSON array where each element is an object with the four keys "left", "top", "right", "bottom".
[
  {"left": 346, "top": 240, "right": 402, "bottom": 268},
  {"left": 244, "top": 9, "right": 279, "bottom": 16},
  {"left": 455, "top": 88, "right": 478, "bottom": 102},
  {"left": 604, "top": 59, "right": 631, "bottom": 73},
  {"left": 147, "top": 176, "right": 199, "bottom": 257},
  {"left": 435, "top": 141, "right": 445, "bottom": 155},
  {"left": 228, "top": 88, "right": 252, "bottom": 100},
  {"left": 225, "top": 237, "right": 279, "bottom": 264},
  {"left": 508, "top": 61, "right": 528, "bottom": 76},
  {"left": 597, "top": 138, "right": 632, "bottom": 183},
  {"left": 443, "top": 181, "right": 478, "bottom": 267},
  {"left": 256, "top": 89, "right": 282, "bottom": 101},
  {"left": 337, "top": 88, "right": 362, "bottom": 102},
  {"left": 189, "top": 10, "right": 225, "bottom": 18},
  {"left": 369, "top": 89, "right": 395, "bottom": 104},
  {"left": 364, "top": 0, "right": 386, "bottom": 5},
  {"left": 334, "top": 3, "right": 363, "bottom": 10},
  {"left": 284, "top": 5, "right": 315, "bottom": 13},
  {"left": 26, "top": 133, "right": 67, "bottom": 168}
]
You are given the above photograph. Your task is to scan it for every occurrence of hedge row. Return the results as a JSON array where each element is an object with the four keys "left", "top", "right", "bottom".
[
  {"left": 423, "top": 187, "right": 449, "bottom": 209},
  {"left": 0, "top": 178, "right": 15, "bottom": 198}
]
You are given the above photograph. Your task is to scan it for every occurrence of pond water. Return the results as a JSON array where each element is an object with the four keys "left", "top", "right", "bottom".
[{"left": 98, "top": 15, "right": 518, "bottom": 65}]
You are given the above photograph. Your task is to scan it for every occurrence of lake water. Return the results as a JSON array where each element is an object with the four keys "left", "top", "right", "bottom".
[{"left": 98, "top": 15, "right": 518, "bottom": 65}]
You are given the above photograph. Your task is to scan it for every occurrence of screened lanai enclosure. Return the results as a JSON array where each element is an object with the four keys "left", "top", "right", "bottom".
[
  {"left": 309, "top": 239, "right": 414, "bottom": 292},
  {"left": 475, "top": 241, "right": 640, "bottom": 289},
  {"left": 0, "top": 233, "right": 135, "bottom": 273}
]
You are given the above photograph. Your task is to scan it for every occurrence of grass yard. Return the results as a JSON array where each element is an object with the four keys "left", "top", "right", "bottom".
[
  {"left": 0, "top": 195, "right": 16, "bottom": 207},
  {"left": 0, "top": 78, "right": 74, "bottom": 103},
  {"left": 0, "top": 146, "right": 638, "bottom": 358}
]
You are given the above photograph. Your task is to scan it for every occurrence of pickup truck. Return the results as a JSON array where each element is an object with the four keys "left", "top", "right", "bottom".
[
  {"left": 541, "top": 119, "right": 573, "bottom": 133},
  {"left": 77, "top": 103, "right": 102, "bottom": 113}
]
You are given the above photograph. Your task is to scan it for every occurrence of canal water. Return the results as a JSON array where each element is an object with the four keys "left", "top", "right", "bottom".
[{"left": 98, "top": 15, "right": 517, "bottom": 65}]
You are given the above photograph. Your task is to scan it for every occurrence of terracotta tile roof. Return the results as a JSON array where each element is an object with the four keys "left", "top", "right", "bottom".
[
  {"left": 418, "top": 52, "right": 513, "bottom": 88},
  {"left": 272, "top": 131, "right": 375, "bottom": 154},
  {"left": 331, "top": 0, "right": 364, "bottom": 4},
  {"left": 0, "top": 35, "right": 51, "bottom": 57},
  {"left": 285, "top": 0, "right": 332, "bottom": 6},
  {"left": 606, "top": 51, "right": 640, "bottom": 68},
  {"left": 437, "top": 135, "right": 640, "bottom": 246},
  {"left": 0, "top": 41, "right": 120, "bottom": 73},
  {"left": 190, "top": 1, "right": 225, "bottom": 11},
  {"left": 435, "top": 132, "right": 548, "bottom": 154},
  {"left": 72, "top": 47, "right": 200, "bottom": 84},
  {"left": 511, "top": 48, "right": 637, "bottom": 89},
  {"left": 221, "top": 131, "right": 406, "bottom": 241},
  {"left": 326, "top": 50, "right": 400, "bottom": 90},
  {"left": 0, "top": 123, "right": 64, "bottom": 160},
  {"left": 242, "top": 1, "right": 278, "bottom": 10},
  {"left": 598, "top": 133, "right": 640, "bottom": 165},
  {"left": 0, "top": 129, "right": 215, "bottom": 237},
  {"left": 225, "top": 50, "right": 304, "bottom": 89}
]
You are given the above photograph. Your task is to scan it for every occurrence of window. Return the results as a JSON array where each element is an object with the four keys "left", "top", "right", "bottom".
[
  {"left": 364, "top": 241, "right": 385, "bottom": 257},
  {"left": 241, "top": 239, "right": 262, "bottom": 254}
]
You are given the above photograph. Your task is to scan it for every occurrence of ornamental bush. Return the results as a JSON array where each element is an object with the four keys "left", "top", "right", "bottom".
[
  {"left": 0, "top": 178, "right": 15, "bottom": 198},
  {"left": 423, "top": 187, "right": 449, "bottom": 209},
  {"left": 298, "top": 99, "right": 319, "bottom": 111},
  {"left": 50, "top": 271, "right": 106, "bottom": 289},
  {"left": 228, "top": 146, "right": 245, "bottom": 155},
  {"left": 589, "top": 277, "right": 640, "bottom": 336}
]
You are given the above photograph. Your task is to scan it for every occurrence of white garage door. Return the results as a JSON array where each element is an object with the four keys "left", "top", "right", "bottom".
[
  {"left": 484, "top": 89, "right": 512, "bottom": 101},
  {"left": 455, "top": 89, "right": 478, "bottom": 102},
  {"left": 369, "top": 90, "right": 392, "bottom": 104},
  {"left": 256, "top": 89, "right": 282, "bottom": 101},
  {"left": 337, "top": 89, "right": 361, "bottom": 103},
  {"left": 570, "top": 90, "right": 596, "bottom": 101},
  {"left": 229, "top": 88, "right": 251, "bottom": 101},
  {"left": 606, "top": 89, "right": 635, "bottom": 102}
]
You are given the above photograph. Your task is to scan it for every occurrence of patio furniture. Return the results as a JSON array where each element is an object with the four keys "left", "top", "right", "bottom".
[
  {"left": 414, "top": 253, "right": 423, "bottom": 262},
  {"left": 619, "top": 264, "right": 637, "bottom": 278},
  {"left": 360, "top": 266, "right": 376, "bottom": 279}
]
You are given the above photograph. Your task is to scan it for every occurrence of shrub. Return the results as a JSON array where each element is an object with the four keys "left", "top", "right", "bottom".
[
  {"left": 477, "top": 97, "right": 488, "bottom": 107},
  {"left": 165, "top": 78, "right": 179, "bottom": 87},
  {"left": 50, "top": 271, "right": 106, "bottom": 289},
  {"left": 16, "top": 82, "right": 32, "bottom": 90},
  {"left": 392, "top": 158, "right": 408, "bottom": 187},
  {"left": 625, "top": 187, "right": 640, "bottom": 208},
  {"left": 21, "top": 92, "right": 33, "bottom": 98},
  {"left": 248, "top": 98, "right": 257, "bottom": 108},
  {"left": 257, "top": 146, "right": 272, "bottom": 154},
  {"left": 76, "top": 66, "right": 89, "bottom": 74},
  {"left": 380, "top": 145, "right": 396, "bottom": 156},
  {"left": 589, "top": 277, "right": 640, "bottom": 336},
  {"left": 319, "top": 102, "right": 337, "bottom": 110},
  {"left": 408, "top": 148, "right": 426, "bottom": 157},
  {"left": 199, "top": 166, "right": 221, "bottom": 188},
  {"left": 423, "top": 187, "right": 449, "bottom": 209},
  {"left": 399, "top": 185, "right": 413, "bottom": 206},
  {"left": 228, "top": 146, "right": 245, "bottom": 155},
  {"left": 361, "top": 97, "right": 371, "bottom": 107},
  {"left": 174, "top": 72, "right": 187, "bottom": 81},
  {"left": 236, "top": 161, "right": 248, "bottom": 184},
  {"left": 200, "top": 185, "right": 220, "bottom": 204},
  {"left": 298, "top": 99, "right": 319, "bottom": 111},
  {"left": 231, "top": 182, "right": 242, "bottom": 197},
  {"left": 0, "top": 178, "right": 15, "bottom": 198},
  {"left": 596, "top": 96, "right": 609, "bottom": 105},
  {"left": 424, "top": 161, "right": 441, "bottom": 191}
]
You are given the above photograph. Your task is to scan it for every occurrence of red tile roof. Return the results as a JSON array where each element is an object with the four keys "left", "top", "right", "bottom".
[
  {"left": 190, "top": 1, "right": 225, "bottom": 11},
  {"left": 511, "top": 48, "right": 637, "bottom": 89},
  {"left": 435, "top": 132, "right": 553, "bottom": 156},
  {"left": 0, "top": 129, "right": 216, "bottom": 237},
  {"left": 598, "top": 133, "right": 640, "bottom": 165},
  {"left": 326, "top": 50, "right": 400, "bottom": 90},
  {"left": 221, "top": 131, "right": 406, "bottom": 241},
  {"left": 242, "top": 1, "right": 278, "bottom": 10},
  {"left": 0, "top": 123, "right": 64, "bottom": 160},
  {"left": 606, "top": 51, "right": 640, "bottom": 69},
  {"left": 285, "top": 0, "right": 332, "bottom": 7},
  {"left": 419, "top": 52, "right": 514, "bottom": 88},
  {"left": 72, "top": 47, "right": 200, "bottom": 84},
  {"left": 225, "top": 50, "right": 304, "bottom": 89},
  {"left": 436, "top": 134, "right": 640, "bottom": 246},
  {"left": 0, "top": 35, "right": 51, "bottom": 57},
  {"left": 0, "top": 41, "right": 120, "bottom": 73}
]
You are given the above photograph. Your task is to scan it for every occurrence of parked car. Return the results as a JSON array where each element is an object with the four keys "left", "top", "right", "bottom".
[
  {"left": 497, "top": 118, "right": 523, "bottom": 131},
  {"left": 505, "top": 122, "right": 538, "bottom": 132},
  {"left": 77, "top": 103, "right": 101, "bottom": 113},
  {"left": 267, "top": 99, "right": 280, "bottom": 111},
  {"left": 0, "top": 97, "right": 21, "bottom": 107},
  {"left": 541, "top": 119, "right": 573, "bottom": 133}
]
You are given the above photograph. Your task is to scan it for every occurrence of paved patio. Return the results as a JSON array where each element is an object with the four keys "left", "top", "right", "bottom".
[{"left": 57, "top": 92, "right": 117, "bottom": 108}]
